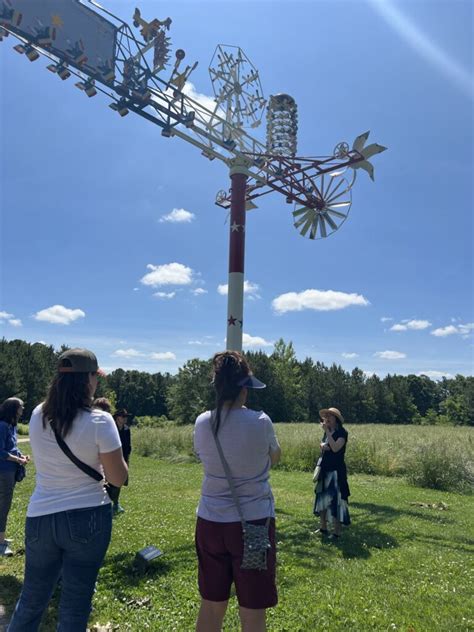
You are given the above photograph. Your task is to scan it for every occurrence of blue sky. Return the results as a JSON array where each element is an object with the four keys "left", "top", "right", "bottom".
[{"left": 1, "top": 0, "right": 472, "bottom": 379}]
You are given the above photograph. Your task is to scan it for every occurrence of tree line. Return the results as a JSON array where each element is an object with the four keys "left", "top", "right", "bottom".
[{"left": 1, "top": 338, "right": 473, "bottom": 425}]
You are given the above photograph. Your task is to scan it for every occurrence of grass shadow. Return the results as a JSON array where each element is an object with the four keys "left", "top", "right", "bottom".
[
  {"left": 102, "top": 552, "right": 172, "bottom": 589},
  {"left": 352, "top": 501, "right": 455, "bottom": 526},
  {"left": 0, "top": 575, "right": 23, "bottom": 630}
]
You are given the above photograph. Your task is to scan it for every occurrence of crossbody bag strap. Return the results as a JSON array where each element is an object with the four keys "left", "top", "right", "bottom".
[
  {"left": 50, "top": 422, "right": 103, "bottom": 482},
  {"left": 211, "top": 414, "right": 270, "bottom": 529}
]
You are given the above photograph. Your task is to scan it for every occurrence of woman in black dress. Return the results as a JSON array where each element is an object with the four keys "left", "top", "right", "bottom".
[{"left": 313, "top": 407, "right": 350, "bottom": 539}]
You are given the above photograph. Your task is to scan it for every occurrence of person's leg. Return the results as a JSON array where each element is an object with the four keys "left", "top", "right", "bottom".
[
  {"left": 195, "top": 518, "right": 233, "bottom": 631},
  {"left": 196, "top": 599, "right": 228, "bottom": 632},
  {"left": 7, "top": 515, "right": 62, "bottom": 631},
  {"left": 56, "top": 505, "right": 112, "bottom": 632},
  {"left": 230, "top": 518, "right": 277, "bottom": 627},
  {"left": 239, "top": 607, "right": 266, "bottom": 632},
  {"left": 319, "top": 509, "right": 328, "bottom": 532},
  {"left": 0, "top": 471, "right": 15, "bottom": 552}
]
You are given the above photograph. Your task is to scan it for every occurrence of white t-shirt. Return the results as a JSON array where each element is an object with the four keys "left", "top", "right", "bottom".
[
  {"left": 194, "top": 407, "right": 280, "bottom": 522},
  {"left": 27, "top": 404, "right": 122, "bottom": 517}
]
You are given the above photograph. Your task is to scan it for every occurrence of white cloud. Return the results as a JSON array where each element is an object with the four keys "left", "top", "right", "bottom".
[
  {"left": 133, "top": 287, "right": 139, "bottom": 292},
  {"left": 112, "top": 349, "right": 176, "bottom": 361},
  {"left": 342, "top": 352, "right": 359, "bottom": 359},
  {"left": 159, "top": 208, "right": 195, "bottom": 223},
  {"left": 418, "top": 370, "right": 454, "bottom": 380},
  {"left": 34, "top": 305, "right": 85, "bottom": 325},
  {"left": 272, "top": 289, "right": 369, "bottom": 314},
  {"left": 431, "top": 323, "right": 474, "bottom": 338},
  {"left": 242, "top": 333, "right": 273, "bottom": 348},
  {"left": 150, "top": 351, "right": 176, "bottom": 361},
  {"left": 141, "top": 262, "right": 194, "bottom": 287},
  {"left": 391, "top": 324, "right": 407, "bottom": 331},
  {"left": 364, "top": 370, "right": 375, "bottom": 378},
  {"left": 188, "top": 340, "right": 204, "bottom": 345},
  {"left": 374, "top": 350, "right": 406, "bottom": 360},
  {"left": 381, "top": 316, "right": 393, "bottom": 322},
  {"left": 192, "top": 288, "right": 208, "bottom": 296},
  {"left": 391, "top": 319, "right": 431, "bottom": 332},
  {"left": 112, "top": 348, "right": 144, "bottom": 358},
  {"left": 218, "top": 280, "right": 260, "bottom": 297},
  {"left": 182, "top": 81, "right": 224, "bottom": 121},
  {"left": 0, "top": 311, "right": 22, "bottom": 327},
  {"left": 153, "top": 291, "right": 176, "bottom": 299}
]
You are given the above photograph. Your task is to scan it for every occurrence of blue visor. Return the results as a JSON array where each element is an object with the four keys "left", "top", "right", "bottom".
[{"left": 237, "top": 375, "right": 266, "bottom": 389}]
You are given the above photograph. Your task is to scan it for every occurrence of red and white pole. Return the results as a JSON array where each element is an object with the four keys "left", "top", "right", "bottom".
[{"left": 226, "top": 161, "right": 248, "bottom": 351}]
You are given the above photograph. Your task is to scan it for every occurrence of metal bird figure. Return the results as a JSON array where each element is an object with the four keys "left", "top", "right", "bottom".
[{"left": 350, "top": 131, "right": 387, "bottom": 181}]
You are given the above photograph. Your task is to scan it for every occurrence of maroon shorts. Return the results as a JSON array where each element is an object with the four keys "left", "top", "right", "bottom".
[{"left": 195, "top": 516, "right": 278, "bottom": 610}]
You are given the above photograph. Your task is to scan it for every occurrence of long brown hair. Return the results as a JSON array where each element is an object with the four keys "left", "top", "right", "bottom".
[
  {"left": 0, "top": 398, "right": 24, "bottom": 427},
  {"left": 42, "top": 373, "right": 93, "bottom": 438},
  {"left": 211, "top": 351, "right": 251, "bottom": 435}
]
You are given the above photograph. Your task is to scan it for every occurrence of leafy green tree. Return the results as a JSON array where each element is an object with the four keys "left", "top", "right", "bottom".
[{"left": 166, "top": 358, "right": 213, "bottom": 424}]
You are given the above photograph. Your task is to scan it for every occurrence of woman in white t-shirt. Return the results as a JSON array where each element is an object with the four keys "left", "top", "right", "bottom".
[
  {"left": 194, "top": 351, "right": 281, "bottom": 632},
  {"left": 8, "top": 349, "right": 128, "bottom": 632}
]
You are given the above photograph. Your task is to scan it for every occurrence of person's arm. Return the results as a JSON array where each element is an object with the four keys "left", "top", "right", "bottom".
[
  {"left": 325, "top": 431, "right": 345, "bottom": 453},
  {"left": 264, "top": 415, "right": 282, "bottom": 467},
  {"left": 99, "top": 448, "right": 128, "bottom": 486},
  {"left": 269, "top": 445, "right": 281, "bottom": 466},
  {"left": 0, "top": 425, "right": 27, "bottom": 464}
]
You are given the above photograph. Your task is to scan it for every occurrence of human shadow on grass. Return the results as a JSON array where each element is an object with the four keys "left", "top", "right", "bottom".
[
  {"left": 0, "top": 575, "right": 60, "bottom": 632},
  {"left": 352, "top": 501, "right": 455, "bottom": 526},
  {"left": 276, "top": 513, "right": 398, "bottom": 573},
  {"left": 0, "top": 575, "right": 22, "bottom": 628}
]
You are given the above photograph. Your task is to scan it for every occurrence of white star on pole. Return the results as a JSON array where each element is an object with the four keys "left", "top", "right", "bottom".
[{"left": 231, "top": 221, "right": 241, "bottom": 232}]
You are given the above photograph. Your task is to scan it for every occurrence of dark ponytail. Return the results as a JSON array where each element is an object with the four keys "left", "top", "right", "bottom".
[
  {"left": 42, "top": 372, "right": 92, "bottom": 438},
  {"left": 211, "top": 351, "right": 251, "bottom": 435}
]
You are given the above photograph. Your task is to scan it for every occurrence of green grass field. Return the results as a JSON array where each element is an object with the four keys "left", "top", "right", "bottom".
[{"left": 1, "top": 444, "right": 473, "bottom": 631}]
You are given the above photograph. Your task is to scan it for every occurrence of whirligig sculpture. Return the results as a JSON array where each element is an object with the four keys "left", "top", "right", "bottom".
[{"left": 1, "top": 0, "right": 387, "bottom": 351}]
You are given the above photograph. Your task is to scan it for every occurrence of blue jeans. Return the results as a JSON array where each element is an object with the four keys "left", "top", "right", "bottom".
[{"left": 8, "top": 504, "right": 112, "bottom": 632}]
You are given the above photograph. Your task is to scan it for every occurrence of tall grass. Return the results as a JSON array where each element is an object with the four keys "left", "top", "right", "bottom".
[{"left": 133, "top": 422, "right": 474, "bottom": 493}]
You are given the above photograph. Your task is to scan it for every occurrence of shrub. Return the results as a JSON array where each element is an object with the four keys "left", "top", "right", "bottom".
[
  {"left": 16, "top": 423, "right": 29, "bottom": 436},
  {"left": 405, "top": 441, "right": 474, "bottom": 493}
]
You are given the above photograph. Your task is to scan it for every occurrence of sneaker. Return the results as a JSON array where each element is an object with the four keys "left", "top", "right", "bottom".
[
  {"left": 116, "top": 504, "right": 125, "bottom": 514},
  {"left": 0, "top": 542, "right": 13, "bottom": 556}
]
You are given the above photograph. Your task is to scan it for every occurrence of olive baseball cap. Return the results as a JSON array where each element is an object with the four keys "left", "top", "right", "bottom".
[{"left": 58, "top": 348, "right": 100, "bottom": 373}]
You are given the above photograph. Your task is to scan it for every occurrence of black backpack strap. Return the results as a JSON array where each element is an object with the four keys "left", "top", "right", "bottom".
[{"left": 51, "top": 423, "right": 103, "bottom": 482}]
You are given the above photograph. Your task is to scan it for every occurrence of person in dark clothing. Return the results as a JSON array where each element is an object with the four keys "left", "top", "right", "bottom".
[
  {"left": 313, "top": 407, "right": 350, "bottom": 539},
  {"left": 108, "top": 409, "right": 131, "bottom": 514}
]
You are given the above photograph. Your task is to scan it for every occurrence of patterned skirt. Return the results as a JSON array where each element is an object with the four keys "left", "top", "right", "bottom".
[{"left": 313, "top": 469, "right": 351, "bottom": 526}]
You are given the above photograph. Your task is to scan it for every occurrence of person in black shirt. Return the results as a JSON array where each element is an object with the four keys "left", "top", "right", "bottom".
[
  {"left": 109, "top": 409, "right": 131, "bottom": 514},
  {"left": 313, "top": 407, "right": 350, "bottom": 539}
]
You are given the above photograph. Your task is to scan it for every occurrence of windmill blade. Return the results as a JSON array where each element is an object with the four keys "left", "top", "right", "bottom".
[
  {"left": 309, "top": 216, "right": 319, "bottom": 239},
  {"left": 328, "top": 201, "right": 351, "bottom": 209},
  {"left": 361, "top": 143, "right": 387, "bottom": 159},
  {"left": 294, "top": 214, "right": 310, "bottom": 229},
  {"left": 319, "top": 215, "right": 327, "bottom": 238},
  {"left": 293, "top": 206, "right": 311, "bottom": 219},
  {"left": 352, "top": 130, "right": 370, "bottom": 152},
  {"left": 326, "top": 207, "right": 348, "bottom": 219},
  {"left": 299, "top": 215, "right": 315, "bottom": 237},
  {"left": 323, "top": 212, "right": 338, "bottom": 231}
]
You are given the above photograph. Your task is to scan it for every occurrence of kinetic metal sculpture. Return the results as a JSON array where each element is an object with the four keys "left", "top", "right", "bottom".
[{"left": 1, "top": 0, "right": 387, "bottom": 351}]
